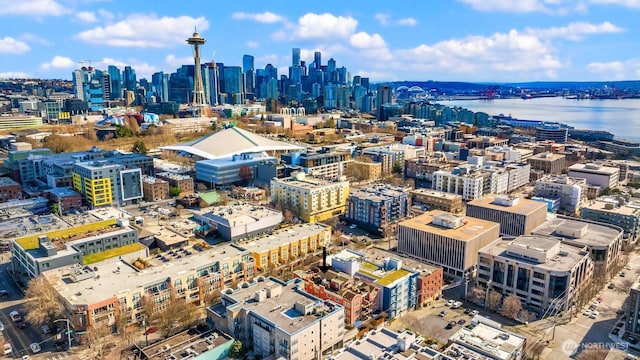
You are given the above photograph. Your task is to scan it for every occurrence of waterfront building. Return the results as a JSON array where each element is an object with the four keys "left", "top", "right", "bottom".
[
  {"left": 207, "top": 277, "right": 345, "bottom": 360},
  {"left": 580, "top": 197, "right": 640, "bottom": 247},
  {"left": 397, "top": 210, "right": 500, "bottom": 278},
  {"left": 192, "top": 203, "right": 283, "bottom": 242},
  {"left": 533, "top": 215, "right": 623, "bottom": 279},
  {"left": 270, "top": 172, "right": 349, "bottom": 223},
  {"left": 535, "top": 124, "right": 568, "bottom": 143},
  {"left": 466, "top": 195, "right": 547, "bottom": 237},
  {"left": 345, "top": 183, "right": 411, "bottom": 235},
  {"left": 533, "top": 175, "right": 588, "bottom": 215},
  {"left": 477, "top": 235, "right": 593, "bottom": 313},
  {"left": 410, "top": 188, "right": 463, "bottom": 214},
  {"left": 568, "top": 163, "right": 619, "bottom": 190},
  {"left": 528, "top": 152, "right": 566, "bottom": 174}
]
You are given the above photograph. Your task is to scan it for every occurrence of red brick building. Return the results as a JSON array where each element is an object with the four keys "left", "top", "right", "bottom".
[
  {"left": 0, "top": 177, "right": 22, "bottom": 202},
  {"left": 294, "top": 269, "right": 379, "bottom": 326},
  {"left": 43, "top": 187, "right": 82, "bottom": 214}
]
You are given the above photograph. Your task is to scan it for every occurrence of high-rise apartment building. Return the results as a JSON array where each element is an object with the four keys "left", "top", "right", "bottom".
[
  {"left": 123, "top": 66, "right": 137, "bottom": 92},
  {"left": 107, "top": 65, "right": 122, "bottom": 100},
  {"left": 242, "top": 54, "right": 255, "bottom": 97}
]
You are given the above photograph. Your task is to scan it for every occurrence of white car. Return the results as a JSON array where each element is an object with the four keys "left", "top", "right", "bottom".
[
  {"left": 349, "top": 224, "right": 357, "bottom": 229},
  {"left": 452, "top": 301, "right": 463, "bottom": 309},
  {"left": 29, "top": 343, "right": 41, "bottom": 354},
  {"left": 9, "top": 311, "right": 21, "bottom": 322},
  {"left": 583, "top": 309, "right": 592, "bottom": 317},
  {"left": 0, "top": 321, "right": 4, "bottom": 332},
  {"left": 470, "top": 310, "right": 479, "bottom": 316},
  {"left": 446, "top": 299, "right": 455, "bottom": 307},
  {"left": 592, "top": 300, "right": 600, "bottom": 307},
  {"left": 3, "top": 343, "right": 12, "bottom": 355},
  {"left": 627, "top": 265, "right": 633, "bottom": 270},
  {"left": 590, "top": 310, "right": 599, "bottom": 319}
]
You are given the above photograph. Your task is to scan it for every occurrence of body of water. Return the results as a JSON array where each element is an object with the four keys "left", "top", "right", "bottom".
[{"left": 438, "top": 97, "right": 640, "bottom": 142}]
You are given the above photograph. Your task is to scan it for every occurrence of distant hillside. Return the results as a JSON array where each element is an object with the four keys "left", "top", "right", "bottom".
[{"left": 374, "top": 80, "right": 640, "bottom": 92}]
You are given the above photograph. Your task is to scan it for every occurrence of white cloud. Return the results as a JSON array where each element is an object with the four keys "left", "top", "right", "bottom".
[
  {"left": 374, "top": 13, "right": 390, "bottom": 26},
  {"left": 293, "top": 13, "right": 358, "bottom": 40},
  {"left": 165, "top": 54, "right": 195, "bottom": 69},
  {"left": 231, "top": 11, "right": 285, "bottom": 23},
  {"left": 397, "top": 18, "right": 417, "bottom": 26},
  {"left": 590, "top": 0, "right": 640, "bottom": 7},
  {"left": 0, "top": 37, "right": 30, "bottom": 54},
  {"left": 75, "top": 14, "right": 209, "bottom": 48},
  {"left": 458, "top": 0, "right": 585, "bottom": 14},
  {"left": 246, "top": 41, "right": 259, "bottom": 48},
  {"left": 0, "top": 71, "right": 31, "bottom": 79},
  {"left": 97, "top": 57, "right": 157, "bottom": 79},
  {"left": 19, "top": 33, "right": 51, "bottom": 46},
  {"left": 349, "top": 32, "right": 387, "bottom": 49},
  {"left": 529, "top": 21, "right": 623, "bottom": 40},
  {"left": 76, "top": 11, "right": 97, "bottom": 23},
  {"left": 587, "top": 59, "right": 640, "bottom": 80},
  {"left": 40, "top": 56, "right": 74, "bottom": 70},
  {"left": 0, "top": 0, "right": 68, "bottom": 16},
  {"left": 97, "top": 9, "right": 115, "bottom": 21}
]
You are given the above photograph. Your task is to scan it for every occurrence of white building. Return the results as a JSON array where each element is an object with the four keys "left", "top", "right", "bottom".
[
  {"left": 433, "top": 166, "right": 485, "bottom": 201},
  {"left": 192, "top": 203, "right": 283, "bottom": 241},
  {"left": 534, "top": 174, "right": 588, "bottom": 215},
  {"left": 447, "top": 320, "right": 527, "bottom": 360},
  {"left": 568, "top": 163, "right": 619, "bottom": 189}
]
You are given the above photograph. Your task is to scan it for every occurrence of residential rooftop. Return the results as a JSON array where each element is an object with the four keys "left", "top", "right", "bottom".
[
  {"left": 0, "top": 177, "right": 19, "bottom": 186},
  {"left": 411, "top": 188, "right": 462, "bottom": 200},
  {"left": 569, "top": 163, "right": 619, "bottom": 175},
  {"left": 582, "top": 197, "right": 640, "bottom": 216},
  {"left": 141, "top": 330, "right": 232, "bottom": 360},
  {"left": 235, "top": 223, "right": 330, "bottom": 254},
  {"left": 194, "top": 202, "right": 282, "bottom": 228},
  {"left": 398, "top": 210, "right": 500, "bottom": 242},
  {"left": 44, "top": 187, "right": 79, "bottom": 197},
  {"left": 44, "top": 241, "right": 250, "bottom": 306},
  {"left": 215, "top": 277, "right": 342, "bottom": 335},
  {"left": 448, "top": 322, "right": 526, "bottom": 360},
  {"left": 271, "top": 172, "right": 348, "bottom": 190},
  {"left": 359, "top": 247, "right": 441, "bottom": 276}
]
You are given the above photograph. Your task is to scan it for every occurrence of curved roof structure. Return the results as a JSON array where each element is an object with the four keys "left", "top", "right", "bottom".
[{"left": 160, "top": 126, "right": 305, "bottom": 160}]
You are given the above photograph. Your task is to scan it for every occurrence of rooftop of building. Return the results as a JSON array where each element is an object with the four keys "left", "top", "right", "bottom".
[
  {"left": 569, "top": 163, "right": 619, "bottom": 175},
  {"left": 466, "top": 194, "right": 547, "bottom": 215},
  {"left": 45, "top": 241, "right": 250, "bottom": 306},
  {"left": 532, "top": 215, "right": 622, "bottom": 248},
  {"left": 582, "top": 197, "right": 640, "bottom": 216},
  {"left": 194, "top": 202, "right": 282, "bottom": 228},
  {"left": 1, "top": 214, "right": 70, "bottom": 241},
  {"left": 536, "top": 174, "right": 587, "bottom": 186},
  {"left": 348, "top": 183, "right": 410, "bottom": 201},
  {"left": 213, "top": 277, "right": 341, "bottom": 335},
  {"left": 140, "top": 329, "right": 233, "bottom": 360},
  {"left": 448, "top": 322, "right": 526, "bottom": 360},
  {"left": 156, "top": 172, "right": 193, "bottom": 181},
  {"left": 359, "top": 247, "right": 441, "bottom": 276},
  {"left": 141, "top": 175, "right": 168, "bottom": 185},
  {"left": 272, "top": 172, "right": 348, "bottom": 189},
  {"left": 479, "top": 236, "right": 589, "bottom": 272},
  {"left": 196, "top": 152, "right": 277, "bottom": 168},
  {"left": 399, "top": 210, "right": 500, "bottom": 242},
  {"left": 529, "top": 152, "right": 566, "bottom": 161},
  {"left": 235, "top": 223, "right": 329, "bottom": 254},
  {"left": 358, "top": 260, "right": 413, "bottom": 287},
  {"left": 0, "top": 177, "right": 19, "bottom": 186},
  {"left": 410, "top": 188, "right": 462, "bottom": 200},
  {"left": 44, "top": 187, "right": 79, "bottom": 197}
]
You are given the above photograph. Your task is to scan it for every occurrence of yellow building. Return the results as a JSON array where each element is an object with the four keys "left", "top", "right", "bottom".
[
  {"left": 236, "top": 223, "right": 331, "bottom": 271},
  {"left": 270, "top": 172, "right": 349, "bottom": 223},
  {"left": 73, "top": 174, "right": 112, "bottom": 207},
  {"left": 347, "top": 160, "right": 383, "bottom": 181}
]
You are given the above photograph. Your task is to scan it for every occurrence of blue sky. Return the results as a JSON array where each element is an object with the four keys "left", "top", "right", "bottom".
[{"left": 1, "top": 0, "right": 639, "bottom": 82}]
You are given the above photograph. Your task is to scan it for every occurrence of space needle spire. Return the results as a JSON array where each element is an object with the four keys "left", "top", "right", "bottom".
[{"left": 187, "top": 29, "right": 207, "bottom": 115}]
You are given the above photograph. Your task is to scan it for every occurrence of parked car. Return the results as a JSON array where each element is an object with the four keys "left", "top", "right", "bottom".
[
  {"left": 452, "top": 301, "right": 463, "bottom": 309},
  {"left": 620, "top": 272, "right": 626, "bottom": 277},
  {"left": 590, "top": 310, "right": 599, "bottom": 319},
  {"left": 9, "top": 311, "right": 22, "bottom": 322},
  {"left": 29, "top": 343, "right": 41, "bottom": 354},
  {"left": 16, "top": 322, "right": 27, "bottom": 329},
  {"left": 583, "top": 309, "right": 592, "bottom": 317},
  {"left": 3, "top": 344, "right": 12, "bottom": 356},
  {"left": 439, "top": 311, "right": 447, "bottom": 317},
  {"left": 470, "top": 310, "right": 479, "bottom": 316},
  {"left": 626, "top": 265, "right": 632, "bottom": 270},
  {"left": 446, "top": 299, "right": 455, "bottom": 307},
  {"left": 349, "top": 224, "right": 357, "bottom": 229},
  {"left": 41, "top": 324, "right": 52, "bottom": 334},
  {"left": 0, "top": 290, "right": 8, "bottom": 300},
  {"left": 0, "top": 321, "right": 4, "bottom": 332},
  {"left": 445, "top": 321, "right": 456, "bottom": 330},
  {"left": 608, "top": 283, "right": 615, "bottom": 289},
  {"left": 458, "top": 319, "right": 467, "bottom": 325}
]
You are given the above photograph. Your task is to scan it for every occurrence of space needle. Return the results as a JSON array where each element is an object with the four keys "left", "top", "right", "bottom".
[{"left": 187, "top": 30, "right": 207, "bottom": 115}]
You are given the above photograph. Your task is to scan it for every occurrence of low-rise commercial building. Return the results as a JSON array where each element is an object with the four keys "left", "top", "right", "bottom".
[
  {"left": 207, "top": 277, "right": 345, "bottom": 360},
  {"left": 411, "top": 188, "right": 463, "bottom": 214},
  {"left": 446, "top": 321, "right": 527, "bottom": 360},
  {"left": 397, "top": 210, "right": 500, "bottom": 278},
  {"left": 466, "top": 195, "right": 548, "bottom": 237},
  {"left": 195, "top": 152, "right": 277, "bottom": 186},
  {"left": 156, "top": 172, "right": 195, "bottom": 194},
  {"left": 0, "top": 177, "right": 22, "bottom": 202},
  {"left": 192, "top": 203, "right": 283, "bottom": 241},
  {"left": 271, "top": 172, "right": 349, "bottom": 223},
  {"left": 477, "top": 235, "right": 593, "bottom": 313},
  {"left": 141, "top": 176, "right": 170, "bottom": 202}
]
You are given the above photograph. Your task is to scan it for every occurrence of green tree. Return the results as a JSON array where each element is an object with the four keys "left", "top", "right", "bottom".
[
  {"left": 228, "top": 341, "right": 246, "bottom": 359},
  {"left": 49, "top": 202, "right": 61, "bottom": 216},
  {"left": 169, "top": 187, "right": 182, "bottom": 197},
  {"left": 115, "top": 125, "right": 134, "bottom": 138},
  {"left": 130, "top": 139, "right": 149, "bottom": 154}
]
